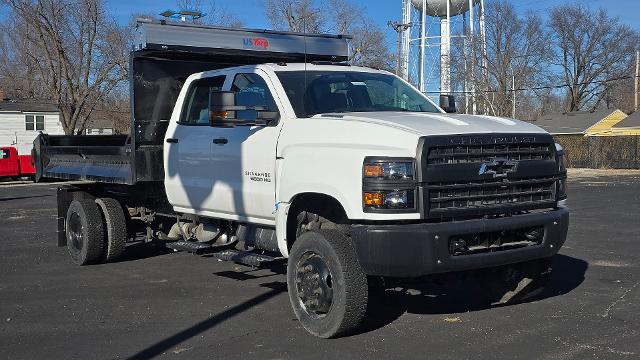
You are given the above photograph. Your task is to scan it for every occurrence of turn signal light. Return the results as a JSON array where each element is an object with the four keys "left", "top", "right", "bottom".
[
  {"left": 209, "top": 110, "right": 229, "bottom": 119},
  {"left": 363, "top": 192, "right": 384, "bottom": 206},
  {"left": 364, "top": 164, "right": 384, "bottom": 178}
]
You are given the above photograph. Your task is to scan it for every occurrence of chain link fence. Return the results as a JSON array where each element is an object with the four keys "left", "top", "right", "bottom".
[{"left": 554, "top": 135, "right": 640, "bottom": 169}]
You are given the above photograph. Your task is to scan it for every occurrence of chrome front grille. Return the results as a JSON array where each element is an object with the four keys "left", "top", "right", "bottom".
[
  {"left": 427, "top": 143, "right": 554, "bottom": 165},
  {"left": 427, "top": 177, "right": 556, "bottom": 216}
]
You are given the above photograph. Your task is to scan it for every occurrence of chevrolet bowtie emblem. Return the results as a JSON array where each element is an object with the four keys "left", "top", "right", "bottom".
[{"left": 478, "top": 158, "right": 518, "bottom": 178}]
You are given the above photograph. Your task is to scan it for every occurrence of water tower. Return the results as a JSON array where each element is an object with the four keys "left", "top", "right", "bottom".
[{"left": 401, "top": 0, "right": 486, "bottom": 113}]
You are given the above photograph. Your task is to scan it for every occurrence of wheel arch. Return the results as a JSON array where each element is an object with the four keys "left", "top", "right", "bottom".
[{"left": 285, "top": 192, "right": 349, "bottom": 252}]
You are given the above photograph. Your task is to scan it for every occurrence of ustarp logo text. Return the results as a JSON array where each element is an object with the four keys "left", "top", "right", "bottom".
[{"left": 243, "top": 37, "right": 269, "bottom": 49}]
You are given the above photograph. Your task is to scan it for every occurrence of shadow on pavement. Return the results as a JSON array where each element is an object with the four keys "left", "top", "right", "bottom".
[
  {"left": 115, "top": 242, "right": 174, "bottom": 263},
  {"left": 0, "top": 194, "right": 53, "bottom": 202},
  {"left": 125, "top": 254, "right": 586, "bottom": 351},
  {"left": 357, "top": 254, "right": 588, "bottom": 334},
  {"left": 127, "top": 282, "right": 286, "bottom": 360}
]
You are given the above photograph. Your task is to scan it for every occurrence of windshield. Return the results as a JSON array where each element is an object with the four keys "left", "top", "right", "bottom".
[{"left": 276, "top": 70, "right": 441, "bottom": 117}]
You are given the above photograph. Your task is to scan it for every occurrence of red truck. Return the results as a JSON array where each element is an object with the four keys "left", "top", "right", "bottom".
[{"left": 0, "top": 146, "right": 35, "bottom": 179}]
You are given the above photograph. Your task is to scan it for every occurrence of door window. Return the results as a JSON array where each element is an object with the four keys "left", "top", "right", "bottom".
[
  {"left": 231, "top": 73, "right": 277, "bottom": 120},
  {"left": 180, "top": 75, "right": 226, "bottom": 125},
  {"left": 0, "top": 149, "right": 8, "bottom": 159}
]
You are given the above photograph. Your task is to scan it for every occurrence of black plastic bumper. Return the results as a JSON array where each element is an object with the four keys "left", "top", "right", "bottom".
[{"left": 350, "top": 207, "right": 569, "bottom": 278}]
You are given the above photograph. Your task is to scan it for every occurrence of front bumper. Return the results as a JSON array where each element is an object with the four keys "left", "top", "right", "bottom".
[{"left": 350, "top": 207, "right": 569, "bottom": 277}]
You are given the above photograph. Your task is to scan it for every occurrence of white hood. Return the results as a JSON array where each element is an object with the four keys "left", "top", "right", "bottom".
[{"left": 314, "top": 112, "right": 548, "bottom": 136}]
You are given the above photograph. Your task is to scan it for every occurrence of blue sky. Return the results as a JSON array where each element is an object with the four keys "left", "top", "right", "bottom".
[{"left": 105, "top": 0, "right": 640, "bottom": 40}]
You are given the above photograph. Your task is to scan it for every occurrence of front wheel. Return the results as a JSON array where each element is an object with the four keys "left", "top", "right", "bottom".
[{"left": 287, "top": 230, "right": 368, "bottom": 338}]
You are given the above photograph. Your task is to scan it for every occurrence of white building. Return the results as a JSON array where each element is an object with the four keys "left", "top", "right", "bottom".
[{"left": 0, "top": 98, "right": 64, "bottom": 155}]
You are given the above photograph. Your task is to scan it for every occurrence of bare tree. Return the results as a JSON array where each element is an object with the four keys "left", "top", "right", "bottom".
[
  {"left": 327, "top": 0, "right": 392, "bottom": 69},
  {"left": 549, "top": 4, "right": 639, "bottom": 112},
  {"left": 349, "top": 22, "right": 393, "bottom": 69},
  {"left": 462, "top": 0, "right": 551, "bottom": 118},
  {"left": 262, "top": 0, "right": 392, "bottom": 69},
  {"left": 263, "top": 0, "right": 325, "bottom": 33},
  {"left": 0, "top": 0, "right": 129, "bottom": 134}
]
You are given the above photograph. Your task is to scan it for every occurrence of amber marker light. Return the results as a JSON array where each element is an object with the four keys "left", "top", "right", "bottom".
[
  {"left": 364, "top": 164, "right": 384, "bottom": 178},
  {"left": 363, "top": 192, "right": 384, "bottom": 206},
  {"left": 209, "top": 110, "right": 229, "bottom": 119}
]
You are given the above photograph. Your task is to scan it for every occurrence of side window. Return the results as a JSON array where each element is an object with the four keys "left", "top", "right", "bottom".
[
  {"left": 231, "top": 73, "right": 277, "bottom": 120},
  {"left": 25, "top": 115, "right": 34, "bottom": 130},
  {"left": 180, "top": 75, "right": 226, "bottom": 125},
  {"left": 0, "top": 149, "right": 8, "bottom": 159}
]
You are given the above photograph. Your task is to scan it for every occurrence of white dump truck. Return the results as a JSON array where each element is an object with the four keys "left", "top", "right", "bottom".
[{"left": 34, "top": 19, "right": 569, "bottom": 338}]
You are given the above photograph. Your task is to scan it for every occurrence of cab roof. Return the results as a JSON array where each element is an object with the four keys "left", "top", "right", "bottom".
[{"left": 260, "top": 63, "right": 389, "bottom": 74}]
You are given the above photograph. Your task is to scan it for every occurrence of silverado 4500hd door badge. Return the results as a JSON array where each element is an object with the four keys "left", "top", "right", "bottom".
[
  {"left": 245, "top": 171, "right": 272, "bottom": 183},
  {"left": 478, "top": 158, "right": 518, "bottom": 178}
]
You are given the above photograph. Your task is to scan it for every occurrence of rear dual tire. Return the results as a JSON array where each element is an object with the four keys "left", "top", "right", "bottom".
[
  {"left": 95, "top": 198, "right": 127, "bottom": 262},
  {"left": 66, "top": 200, "right": 105, "bottom": 265},
  {"left": 65, "top": 198, "right": 127, "bottom": 265}
]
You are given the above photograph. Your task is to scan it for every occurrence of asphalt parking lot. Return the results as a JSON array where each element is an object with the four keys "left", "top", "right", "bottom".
[{"left": 1, "top": 173, "right": 639, "bottom": 360}]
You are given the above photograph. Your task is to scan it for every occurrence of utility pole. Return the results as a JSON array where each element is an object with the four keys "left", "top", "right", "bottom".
[
  {"left": 635, "top": 50, "right": 639, "bottom": 112},
  {"left": 388, "top": 21, "right": 411, "bottom": 76}
]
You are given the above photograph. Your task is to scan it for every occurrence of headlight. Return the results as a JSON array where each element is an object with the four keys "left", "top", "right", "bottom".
[
  {"left": 362, "top": 157, "right": 417, "bottom": 212},
  {"left": 363, "top": 160, "right": 414, "bottom": 180}
]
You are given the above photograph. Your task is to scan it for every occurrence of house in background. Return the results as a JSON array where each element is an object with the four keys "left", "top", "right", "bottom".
[
  {"left": 532, "top": 109, "right": 628, "bottom": 136},
  {"left": 84, "top": 119, "right": 115, "bottom": 135},
  {"left": 0, "top": 93, "right": 63, "bottom": 155},
  {"left": 611, "top": 111, "right": 640, "bottom": 135},
  {"left": 83, "top": 108, "right": 127, "bottom": 135}
]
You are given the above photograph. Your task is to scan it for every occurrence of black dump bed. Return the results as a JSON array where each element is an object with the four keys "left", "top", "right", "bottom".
[{"left": 34, "top": 19, "right": 349, "bottom": 185}]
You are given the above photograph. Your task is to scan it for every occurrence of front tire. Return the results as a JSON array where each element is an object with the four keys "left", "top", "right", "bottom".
[
  {"left": 66, "top": 200, "right": 105, "bottom": 265},
  {"left": 287, "top": 230, "right": 368, "bottom": 338}
]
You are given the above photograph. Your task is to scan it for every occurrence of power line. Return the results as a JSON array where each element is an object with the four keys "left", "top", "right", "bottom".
[{"left": 422, "top": 74, "right": 639, "bottom": 95}]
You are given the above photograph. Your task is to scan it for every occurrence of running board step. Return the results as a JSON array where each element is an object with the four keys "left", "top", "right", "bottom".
[
  {"left": 165, "top": 240, "right": 213, "bottom": 254},
  {"left": 213, "top": 249, "right": 280, "bottom": 267}
]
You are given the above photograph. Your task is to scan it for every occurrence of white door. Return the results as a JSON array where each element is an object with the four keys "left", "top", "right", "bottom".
[
  {"left": 207, "top": 70, "right": 283, "bottom": 224},
  {"left": 165, "top": 75, "right": 226, "bottom": 211}
]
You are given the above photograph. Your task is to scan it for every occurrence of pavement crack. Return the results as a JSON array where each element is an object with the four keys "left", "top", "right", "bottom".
[{"left": 601, "top": 281, "right": 639, "bottom": 318}]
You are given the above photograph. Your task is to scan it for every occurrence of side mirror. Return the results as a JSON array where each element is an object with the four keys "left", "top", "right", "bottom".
[
  {"left": 209, "top": 90, "right": 279, "bottom": 127},
  {"left": 209, "top": 91, "right": 237, "bottom": 127},
  {"left": 439, "top": 94, "right": 457, "bottom": 113}
]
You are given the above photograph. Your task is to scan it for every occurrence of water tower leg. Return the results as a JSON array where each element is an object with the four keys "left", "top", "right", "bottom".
[
  {"left": 463, "top": 11, "right": 468, "bottom": 113},
  {"left": 469, "top": 0, "right": 476, "bottom": 114},
  {"left": 419, "top": 0, "right": 426, "bottom": 92},
  {"left": 440, "top": 0, "right": 451, "bottom": 95},
  {"left": 479, "top": 0, "right": 489, "bottom": 114}
]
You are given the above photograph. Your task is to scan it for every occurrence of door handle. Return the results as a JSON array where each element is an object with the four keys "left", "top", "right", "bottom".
[
  {"left": 213, "top": 138, "right": 228, "bottom": 145},
  {"left": 166, "top": 138, "right": 179, "bottom": 143}
]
